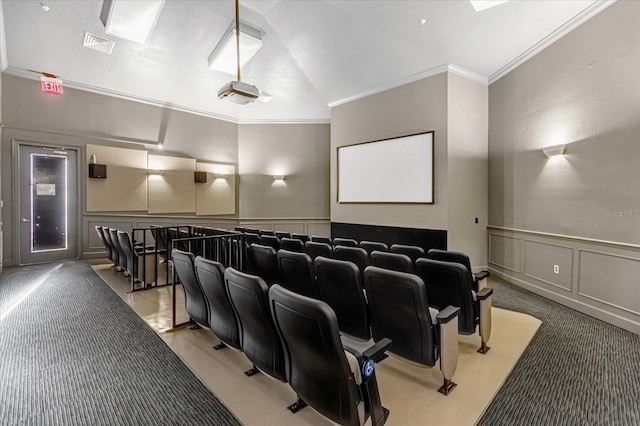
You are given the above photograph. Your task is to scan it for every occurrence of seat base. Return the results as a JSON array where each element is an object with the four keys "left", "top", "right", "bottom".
[
  {"left": 287, "top": 397, "right": 307, "bottom": 413},
  {"left": 438, "top": 378, "right": 457, "bottom": 395},
  {"left": 244, "top": 366, "right": 260, "bottom": 376},
  {"left": 188, "top": 323, "right": 202, "bottom": 330},
  {"left": 477, "top": 342, "right": 491, "bottom": 354}
]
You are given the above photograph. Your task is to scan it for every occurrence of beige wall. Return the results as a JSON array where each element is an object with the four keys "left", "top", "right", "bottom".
[
  {"left": 447, "top": 73, "right": 488, "bottom": 267},
  {"left": 238, "top": 123, "right": 330, "bottom": 219},
  {"left": 330, "top": 73, "right": 449, "bottom": 230},
  {"left": 488, "top": 0, "right": 640, "bottom": 333}
]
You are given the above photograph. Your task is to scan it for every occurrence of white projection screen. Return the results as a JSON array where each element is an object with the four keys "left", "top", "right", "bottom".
[{"left": 337, "top": 131, "right": 434, "bottom": 203}]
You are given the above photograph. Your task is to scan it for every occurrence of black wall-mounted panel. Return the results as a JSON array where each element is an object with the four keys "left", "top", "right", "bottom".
[
  {"left": 194, "top": 171, "right": 208, "bottom": 183},
  {"left": 88, "top": 163, "right": 107, "bottom": 179},
  {"left": 331, "top": 222, "right": 446, "bottom": 254}
]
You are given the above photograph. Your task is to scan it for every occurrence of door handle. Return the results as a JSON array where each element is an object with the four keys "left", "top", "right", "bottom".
[{"left": 22, "top": 218, "right": 31, "bottom": 222}]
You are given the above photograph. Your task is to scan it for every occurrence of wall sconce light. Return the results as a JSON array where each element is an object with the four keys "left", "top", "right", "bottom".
[
  {"left": 273, "top": 175, "right": 285, "bottom": 181},
  {"left": 215, "top": 173, "right": 228, "bottom": 180},
  {"left": 542, "top": 144, "right": 566, "bottom": 157}
]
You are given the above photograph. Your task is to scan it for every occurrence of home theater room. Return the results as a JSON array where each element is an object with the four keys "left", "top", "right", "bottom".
[{"left": 0, "top": 0, "right": 638, "bottom": 425}]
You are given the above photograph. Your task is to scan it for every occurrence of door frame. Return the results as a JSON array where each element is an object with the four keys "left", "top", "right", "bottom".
[{"left": 12, "top": 139, "right": 82, "bottom": 265}]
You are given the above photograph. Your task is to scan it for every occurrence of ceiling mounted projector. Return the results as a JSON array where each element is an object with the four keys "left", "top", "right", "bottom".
[
  {"left": 217, "top": 80, "right": 259, "bottom": 105},
  {"left": 218, "top": 0, "right": 260, "bottom": 105}
]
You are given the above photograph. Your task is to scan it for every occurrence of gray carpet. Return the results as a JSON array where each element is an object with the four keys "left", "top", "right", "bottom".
[
  {"left": 479, "top": 277, "right": 640, "bottom": 426},
  {"left": 0, "top": 261, "right": 241, "bottom": 426}
]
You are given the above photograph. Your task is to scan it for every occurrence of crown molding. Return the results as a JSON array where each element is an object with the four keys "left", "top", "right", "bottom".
[
  {"left": 328, "top": 63, "right": 488, "bottom": 109},
  {"left": 489, "top": 0, "right": 616, "bottom": 84},
  {"left": 3, "top": 66, "right": 330, "bottom": 125}
]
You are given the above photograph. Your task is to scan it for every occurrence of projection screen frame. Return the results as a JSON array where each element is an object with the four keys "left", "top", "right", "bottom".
[{"left": 337, "top": 131, "right": 434, "bottom": 204}]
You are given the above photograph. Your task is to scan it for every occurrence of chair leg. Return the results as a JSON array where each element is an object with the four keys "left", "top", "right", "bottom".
[
  {"left": 244, "top": 365, "right": 260, "bottom": 376},
  {"left": 287, "top": 396, "right": 307, "bottom": 413},
  {"left": 188, "top": 322, "right": 201, "bottom": 330},
  {"left": 213, "top": 342, "right": 226, "bottom": 350},
  {"left": 438, "top": 315, "right": 459, "bottom": 395},
  {"left": 478, "top": 295, "right": 493, "bottom": 354}
]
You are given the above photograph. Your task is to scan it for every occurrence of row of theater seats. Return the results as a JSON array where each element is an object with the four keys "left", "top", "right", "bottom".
[
  {"left": 94, "top": 225, "right": 149, "bottom": 282},
  {"left": 245, "top": 243, "right": 493, "bottom": 386},
  {"left": 172, "top": 249, "right": 391, "bottom": 426}
]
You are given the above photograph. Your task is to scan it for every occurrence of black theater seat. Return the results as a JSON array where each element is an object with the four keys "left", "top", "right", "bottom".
[
  {"left": 95, "top": 226, "right": 112, "bottom": 263},
  {"left": 291, "top": 233, "right": 310, "bottom": 243},
  {"left": 269, "top": 284, "right": 391, "bottom": 425},
  {"left": 359, "top": 240, "right": 388, "bottom": 255},
  {"left": 224, "top": 268, "right": 286, "bottom": 381},
  {"left": 370, "top": 250, "right": 413, "bottom": 273},
  {"left": 260, "top": 234, "right": 281, "bottom": 251},
  {"left": 389, "top": 244, "right": 425, "bottom": 265},
  {"left": 109, "top": 228, "right": 128, "bottom": 275},
  {"left": 194, "top": 257, "right": 241, "bottom": 351},
  {"left": 277, "top": 250, "right": 321, "bottom": 299},
  {"left": 275, "top": 231, "right": 292, "bottom": 239},
  {"left": 247, "top": 244, "right": 282, "bottom": 286},
  {"left": 364, "top": 266, "right": 461, "bottom": 395},
  {"left": 426, "top": 249, "right": 490, "bottom": 292},
  {"left": 332, "top": 237, "right": 358, "bottom": 247},
  {"left": 415, "top": 258, "right": 494, "bottom": 354},
  {"left": 172, "top": 249, "right": 209, "bottom": 328},
  {"left": 315, "top": 257, "right": 370, "bottom": 341},
  {"left": 280, "top": 238, "right": 305, "bottom": 253},
  {"left": 311, "top": 235, "right": 332, "bottom": 245},
  {"left": 334, "top": 246, "right": 369, "bottom": 283},
  {"left": 305, "top": 241, "right": 334, "bottom": 260}
]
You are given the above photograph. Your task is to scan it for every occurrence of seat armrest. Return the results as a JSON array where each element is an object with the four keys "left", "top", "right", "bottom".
[
  {"left": 437, "top": 305, "right": 461, "bottom": 324},
  {"left": 477, "top": 287, "right": 494, "bottom": 300},
  {"left": 362, "top": 338, "right": 392, "bottom": 363},
  {"left": 474, "top": 270, "right": 490, "bottom": 281},
  {"left": 342, "top": 337, "right": 391, "bottom": 364}
]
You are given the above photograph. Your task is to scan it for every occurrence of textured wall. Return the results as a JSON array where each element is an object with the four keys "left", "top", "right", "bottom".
[
  {"left": 237, "top": 123, "right": 330, "bottom": 219},
  {"left": 488, "top": 1, "right": 640, "bottom": 333},
  {"left": 489, "top": 0, "right": 640, "bottom": 244}
]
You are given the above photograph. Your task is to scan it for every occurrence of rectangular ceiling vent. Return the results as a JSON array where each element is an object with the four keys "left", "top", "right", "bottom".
[{"left": 83, "top": 31, "right": 115, "bottom": 54}]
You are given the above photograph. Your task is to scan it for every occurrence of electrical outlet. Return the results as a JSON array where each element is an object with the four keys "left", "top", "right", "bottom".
[{"left": 553, "top": 265, "right": 559, "bottom": 274}]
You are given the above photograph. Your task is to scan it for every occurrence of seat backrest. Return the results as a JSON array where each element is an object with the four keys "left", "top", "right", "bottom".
[
  {"left": 314, "top": 257, "right": 370, "bottom": 340},
  {"left": 370, "top": 250, "right": 413, "bottom": 273},
  {"left": 291, "top": 233, "right": 310, "bottom": 243},
  {"left": 245, "top": 227, "right": 260, "bottom": 234},
  {"left": 109, "top": 228, "right": 127, "bottom": 270},
  {"left": 359, "top": 241, "right": 389, "bottom": 255},
  {"left": 276, "top": 250, "right": 321, "bottom": 299},
  {"left": 150, "top": 226, "right": 169, "bottom": 254},
  {"left": 427, "top": 249, "right": 474, "bottom": 283},
  {"left": 234, "top": 226, "right": 247, "bottom": 233},
  {"left": 275, "top": 231, "right": 292, "bottom": 239},
  {"left": 117, "top": 231, "right": 135, "bottom": 277},
  {"left": 248, "top": 244, "right": 282, "bottom": 286},
  {"left": 364, "top": 266, "right": 437, "bottom": 367},
  {"left": 224, "top": 268, "right": 286, "bottom": 381},
  {"left": 415, "top": 258, "right": 476, "bottom": 334},
  {"left": 194, "top": 257, "right": 241, "bottom": 350},
  {"left": 269, "top": 285, "right": 361, "bottom": 426},
  {"left": 259, "top": 229, "right": 275, "bottom": 236},
  {"left": 334, "top": 246, "right": 369, "bottom": 282},
  {"left": 389, "top": 244, "right": 425, "bottom": 264},
  {"left": 332, "top": 237, "right": 358, "bottom": 247},
  {"left": 260, "top": 234, "right": 281, "bottom": 251},
  {"left": 244, "top": 232, "right": 261, "bottom": 246},
  {"left": 305, "top": 241, "right": 334, "bottom": 260},
  {"left": 311, "top": 235, "right": 332, "bottom": 245},
  {"left": 95, "top": 226, "right": 111, "bottom": 258},
  {"left": 280, "top": 238, "right": 305, "bottom": 253},
  {"left": 172, "top": 249, "right": 209, "bottom": 327}
]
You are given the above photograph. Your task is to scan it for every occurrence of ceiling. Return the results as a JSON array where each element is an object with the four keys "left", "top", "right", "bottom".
[{"left": 1, "top": 0, "right": 612, "bottom": 123}]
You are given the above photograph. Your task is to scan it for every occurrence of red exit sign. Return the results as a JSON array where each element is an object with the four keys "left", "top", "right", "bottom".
[{"left": 40, "top": 76, "right": 64, "bottom": 94}]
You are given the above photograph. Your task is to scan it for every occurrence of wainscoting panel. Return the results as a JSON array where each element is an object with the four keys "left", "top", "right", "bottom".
[
  {"left": 488, "top": 226, "right": 640, "bottom": 335},
  {"left": 578, "top": 250, "right": 640, "bottom": 316},
  {"left": 273, "top": 222, "right": 306, "bottom": 234},
  {"left": 523, "top": 240, "right": 573, "bottom": 291},
  {"left": 489, "top": 233, "right": 522, "bottom": 273},
  {"left": 306, "top": 222, "right": 331, "bottom": 237}
]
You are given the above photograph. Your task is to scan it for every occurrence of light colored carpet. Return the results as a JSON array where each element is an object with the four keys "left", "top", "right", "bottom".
[{"left": 93, "top": 262, "right": 541, "bottom": 426}]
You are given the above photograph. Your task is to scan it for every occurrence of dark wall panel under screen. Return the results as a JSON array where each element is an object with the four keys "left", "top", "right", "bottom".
[{"left": 331, "top": 222, "right": 446, "bottom": 254}]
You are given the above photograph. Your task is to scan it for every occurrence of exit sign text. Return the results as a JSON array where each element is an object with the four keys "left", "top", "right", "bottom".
[{"left": 40, "top": 77, "right": 64, "bottom": 94}]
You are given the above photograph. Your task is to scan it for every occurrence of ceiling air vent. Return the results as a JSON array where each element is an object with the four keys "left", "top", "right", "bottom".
[{"left": 83, "top": 31, "right": 115, "bottom": 54}]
